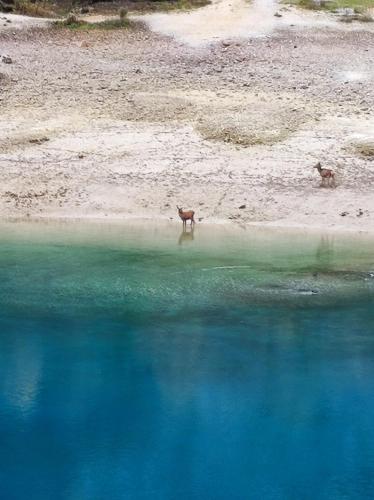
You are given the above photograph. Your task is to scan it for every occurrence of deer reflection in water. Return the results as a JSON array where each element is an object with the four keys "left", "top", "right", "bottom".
[
  {"left": 178, "top": 226, "right": 195, "bottom": 246},
  {"left": 315, "top": 235, "right": 334, "bottom": 269}
]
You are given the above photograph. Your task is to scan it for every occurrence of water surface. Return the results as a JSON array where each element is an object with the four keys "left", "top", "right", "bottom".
[{"left": 0, "top": 221, "right": 374, "bottom": 500}]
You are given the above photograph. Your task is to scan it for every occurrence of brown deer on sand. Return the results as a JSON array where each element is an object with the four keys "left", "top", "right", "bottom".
[
  {"left": 177, "top": 206, "right": 195, "bottom": 227},
  {"left": 314, "top": 162, "right": 336, "bottom": 188}
]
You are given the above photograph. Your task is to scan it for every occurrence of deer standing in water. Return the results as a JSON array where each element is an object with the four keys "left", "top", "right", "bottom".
[
  {"left": 314, "top": 162, "right": 336, "bottom": 188},
  {"left": 177, "top": 206, "right": 195, "bottom": 227}
]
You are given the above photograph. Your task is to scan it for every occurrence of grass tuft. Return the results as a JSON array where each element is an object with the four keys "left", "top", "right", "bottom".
[
  {"left": 54, "top": 15, "right": 132, "bottom": 30},
  {"left": 354, "top": 142, "right": 374, "bottom": 158},
  {"left": 197, "top": 125, "right": 292, "bottom": 147},
  {"left": 118, "top": 6, "right": 128, "bottom": 20},
  {"left": 285, "top": 0, "right": 374, "bottom": 13}
]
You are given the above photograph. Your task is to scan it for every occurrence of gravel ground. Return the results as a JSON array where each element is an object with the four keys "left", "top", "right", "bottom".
[{"left": 0, "top": 6, "right": 374, "bottom": 232}]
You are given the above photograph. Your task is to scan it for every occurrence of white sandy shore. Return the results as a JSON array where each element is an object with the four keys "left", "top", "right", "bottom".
[{"left": 136, "top": 0, "right": 363, "bottom": 46}]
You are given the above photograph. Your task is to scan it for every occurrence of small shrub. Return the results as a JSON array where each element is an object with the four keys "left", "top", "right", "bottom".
[
  {"left": 65, "top": 13, "right": 79, "bottom": 25},
  {"left": 14, "top": 0, "right": 52, "bottom": 17},
  {"left": 118, "top": 7, "right": 128, "bottom": 21},
  {"left": 298, "top": 0, "right": 322, "bottom": 10}
]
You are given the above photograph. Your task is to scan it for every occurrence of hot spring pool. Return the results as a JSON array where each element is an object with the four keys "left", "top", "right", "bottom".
[{"left": 0, "top": 221, "right": 374, "bottom": 499}]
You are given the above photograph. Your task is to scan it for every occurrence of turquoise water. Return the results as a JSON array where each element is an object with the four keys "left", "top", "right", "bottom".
[{"left": 1, "top": 221, "right": 374, "bottom": 500}]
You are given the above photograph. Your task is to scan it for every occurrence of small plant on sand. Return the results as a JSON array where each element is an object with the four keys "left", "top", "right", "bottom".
[
  {"left": 64, "top": 13, "right": 79, "bottom": 25},
  {"left": 118, "top": 7, "right": 128, "bottom": 21}
]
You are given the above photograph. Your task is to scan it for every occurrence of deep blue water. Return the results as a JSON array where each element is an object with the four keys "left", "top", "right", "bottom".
[{"left": 0, "top": 222, "right": 374, "bottom": 500}]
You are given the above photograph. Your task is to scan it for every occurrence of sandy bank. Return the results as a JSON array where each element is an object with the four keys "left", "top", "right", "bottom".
[{"left": 0, "top": 4, "right": 373, "bottom": 233}]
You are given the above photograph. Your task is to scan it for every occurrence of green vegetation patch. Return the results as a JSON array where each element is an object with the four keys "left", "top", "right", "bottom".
[
  {"left": 54, "top": 14, "right": 132, "bottom": 30},
  {"left": 141, "top": 0, "right": 210, "bottom": 11},
  {"left": 285, "top": 0, "right": 374, "bottom": 15},
  {"left": 12, "top": 0, "right": 210, "bottom": 17}
]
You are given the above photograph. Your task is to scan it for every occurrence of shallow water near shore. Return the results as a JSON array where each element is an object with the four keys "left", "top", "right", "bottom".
[{"left": 0, "top": 220, "right": 374, "bottom": 499}]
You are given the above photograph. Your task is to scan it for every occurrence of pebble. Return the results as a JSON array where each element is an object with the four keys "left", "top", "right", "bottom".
[{"left": 2, "top": 55, "right": 12, "bottom": 64}]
